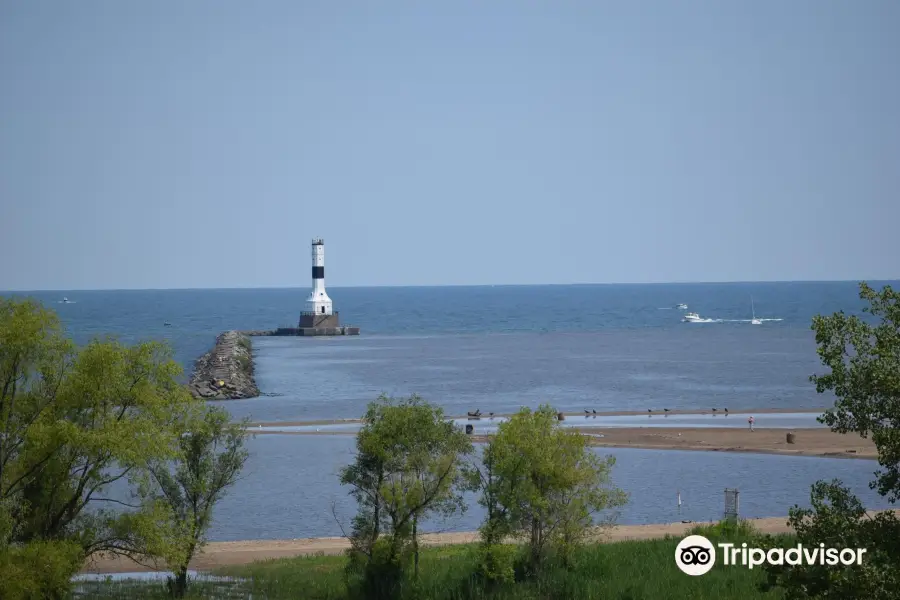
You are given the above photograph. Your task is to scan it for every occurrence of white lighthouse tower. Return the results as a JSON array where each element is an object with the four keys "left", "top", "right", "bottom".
[{"left": 305, "top": 238, "right": 333, "bottom": 315}]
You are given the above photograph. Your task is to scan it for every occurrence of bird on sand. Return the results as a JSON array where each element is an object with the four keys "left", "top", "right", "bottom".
[
  {"left": 584, "top": 409, "right": 591, "bottom": 414},
  {"left": 724, "top": 408, "right": 729, "bottom": 415},
  {"left": 712, "top": 408, "right": 718, "bottom": 414},
  {"left": 663, "top": 408, "right": 670, "bottom": 413},
  {"left": 592, "top": 409, "right": 597, "bottom": 414},
  {"left": 648, "top": 409, "right": 653, "bottom": 414}
]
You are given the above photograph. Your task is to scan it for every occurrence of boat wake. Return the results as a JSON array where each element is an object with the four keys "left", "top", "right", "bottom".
[{"left": 685, "top": 317, "right": 784, "bottom": 324}]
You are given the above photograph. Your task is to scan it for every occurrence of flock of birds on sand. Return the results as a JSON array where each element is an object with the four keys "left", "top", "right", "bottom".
[
  {"left": 644, "top": 407, "right": 729, "bottom": 416},
  {"left": 465, "top": 407, "right": 730, "bottom": 419}
]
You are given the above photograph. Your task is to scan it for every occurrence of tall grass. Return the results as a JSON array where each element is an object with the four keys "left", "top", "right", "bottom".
[{"left": 74, "top": 528, "right": 791, "bottom": 599}]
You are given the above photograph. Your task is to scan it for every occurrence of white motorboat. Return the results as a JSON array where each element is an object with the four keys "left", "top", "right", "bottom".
[
  {"left": 682, "top": 312, "right": 703, "bottom": 323},
  {"left": 675, "top": 303, "right": 688, "bottom": 310}
]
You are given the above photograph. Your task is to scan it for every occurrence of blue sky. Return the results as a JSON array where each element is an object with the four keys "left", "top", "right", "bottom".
[{"left": 1, "top": 1, "right": 898, "bottom": 290}]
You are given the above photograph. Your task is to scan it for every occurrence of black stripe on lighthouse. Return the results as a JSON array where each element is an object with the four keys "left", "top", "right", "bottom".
[{"left": 312, "top": 266, "right": 324, "bottom": 279}]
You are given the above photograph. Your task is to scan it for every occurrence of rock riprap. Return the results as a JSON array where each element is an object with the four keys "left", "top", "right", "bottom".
[{"left": 188, "top": 331, "right": 259, "bottom": 400}]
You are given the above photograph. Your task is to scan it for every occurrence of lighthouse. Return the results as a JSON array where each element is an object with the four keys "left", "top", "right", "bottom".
[
  {"left": 305, "top": 238, "right": 333, "bottom": 315},
  {"left": 298, "top": 238, "right": 344, "bottom": 330}
]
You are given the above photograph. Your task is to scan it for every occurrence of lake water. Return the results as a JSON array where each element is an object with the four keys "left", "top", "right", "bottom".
[
  {"left": 185, "top": 434, "right": 888, "bottom": 541},
  {"left": 6, "top": 281, "right": 895, "bottom": 541},
  {"left": 10, "top": 281, "right": 893, "bottom": 424}
]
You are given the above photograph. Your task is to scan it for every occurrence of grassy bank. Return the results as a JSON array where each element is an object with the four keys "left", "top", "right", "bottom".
[{"left": 74, "top": 523, "right": 791, "bottom": 599}]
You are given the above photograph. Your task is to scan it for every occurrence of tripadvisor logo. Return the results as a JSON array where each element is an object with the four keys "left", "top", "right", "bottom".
[
  {"left": 675, "top": 535, "right": 717, "bottom": 576},
  {"left": 675, "top": 535, "right": 868, "bottom": 576}
]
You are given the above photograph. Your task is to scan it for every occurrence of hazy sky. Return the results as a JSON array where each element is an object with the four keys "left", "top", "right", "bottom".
[{"left": 1, "top": 1, "right": 898, "bottom": 290}]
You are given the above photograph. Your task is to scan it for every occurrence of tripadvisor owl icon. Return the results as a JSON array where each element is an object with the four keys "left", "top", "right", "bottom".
[{"left": 675, "top": 535, "right": 716, "bottom": 576}]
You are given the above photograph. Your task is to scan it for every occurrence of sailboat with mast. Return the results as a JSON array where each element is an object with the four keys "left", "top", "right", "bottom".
[{"left": 750, "top": 296, "right": 762, "bottom": 325}]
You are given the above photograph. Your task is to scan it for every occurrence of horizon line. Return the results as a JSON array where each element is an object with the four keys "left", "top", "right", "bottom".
[{"left": 2, "top": 278, "right": 897, "bottom": 294}]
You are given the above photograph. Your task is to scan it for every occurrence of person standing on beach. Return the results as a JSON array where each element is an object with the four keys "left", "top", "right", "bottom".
[{"left": 748, "top": 415, "right": 755, "bottom": 432}]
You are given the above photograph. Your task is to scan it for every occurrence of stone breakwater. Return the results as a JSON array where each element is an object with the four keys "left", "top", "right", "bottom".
[{"left": 188, "top": 331, "right": 260, "bottom": 400}]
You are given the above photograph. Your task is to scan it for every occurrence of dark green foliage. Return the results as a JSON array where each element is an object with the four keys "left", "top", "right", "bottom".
[
  {"left": 0, "top": 538, "right": 83, "bottom": 600},
  {"left": 474, "top": 404, "right": 627, "bottom": 575},
  {"left": 759, "top": 481, "right": 900, "bottom": 600},
  {"left": 473, "top": 543, "right": 517, "bottom": 587},
  {"left": 0, "top": 298, "right": 216, "bottom": 599},
  {"left": 811, "top": 282, "right": 900, "bottom": 501},
  {"left": 136, "top": 405, "right": 251, "bottom": 598},
  {"left": 0, "top": 298, "right": 196, "bottom": 557},
  {"left": 762, "top": 283, "right": 900, "bottom": 599},
  {"left": 340, "top": 394, "right": 473, "bottom": 599},
  {"left": 689, "top": 519, "right": 760, "bottom": 540}
]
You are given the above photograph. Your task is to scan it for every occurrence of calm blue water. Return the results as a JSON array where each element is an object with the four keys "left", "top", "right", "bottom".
[
  {"left": 9, "top": 282, "right": 896, "bottom": 541},
  {"left": 92, "top": 434, "right": 890, "bottom": 541},
  {"left": 185, "top": 435, "right": 894, "bottom": 540},
  {"left": 8, "top": 281, "right": 895, "bottom": 422}
]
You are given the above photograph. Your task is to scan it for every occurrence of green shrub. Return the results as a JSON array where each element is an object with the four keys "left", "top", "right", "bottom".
[
  {"left": 345, "top": 538, "right": 412, "bottom": 600},
  {"left": 689, "top": 519, "right": 759, "bottom": 540},
  {"left": 474, "top": 543, "right": 518, "bottom": 586},
  {"left": 0, "top": 539, "right": 83, "bottom": 600}
]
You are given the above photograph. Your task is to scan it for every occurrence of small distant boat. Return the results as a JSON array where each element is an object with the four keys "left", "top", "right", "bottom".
[
  {"left": 163, "top": 322, "right": 172, "bottom": 327},
  {"left": 59, "top": 297, "right": 74, "bottom": 304},
  {"left": 682, "top": 313, "right": 703, "bottom": 323},
  {"left": 675, "top": 303, "right": 688, "bottom": 310},
  {"left": 750, "top": 297, "right": 761, "bottom": 325}
]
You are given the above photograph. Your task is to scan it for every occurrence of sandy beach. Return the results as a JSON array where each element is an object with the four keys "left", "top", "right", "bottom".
[
  {"left": 249, "top": 407, "right": 826, "bottom": 429},
  {"left": 558, "top": 427, "right": 874, "bottom": 459},
  {"left": 250, "top": 423, "right": 876, "bottom": 461},
  {"left": 82, "top": 516, "right": 795, "bottom": 574}
]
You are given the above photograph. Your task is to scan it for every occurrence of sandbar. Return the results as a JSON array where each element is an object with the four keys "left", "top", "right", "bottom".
[
  {"left": 251, "top": 425, "right": 876, "bottom": 460},
  {"left": 546, "top": 427, "right": 874, "bottom": 460},
  {"left": 249, "top": 407, "right": 826, "bottom": 429}
]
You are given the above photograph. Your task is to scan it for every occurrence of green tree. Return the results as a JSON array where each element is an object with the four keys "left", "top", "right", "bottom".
[
  {"left": 0, "top": 297, "right": 198, "bottom": 595},
  {"left": 761, "top": 480, "right": 900, "bottom": 599},
  {"left": 482, "top": 404, "right": 627, "bottom": 574},
  {"left": 762, "top": 283, "right": 900, "bottom": 598},
  {"left": 1, "top": 497, "right": 83, "bottom": 600},
  {"left": 133, "top": 405, "right": 250, "bottom": 598},
  {"left": 340, "top": 394, "right": 473, "bottom": 599},
  {"left": 812, "top": 283, "right": 900, "bottom": 501}
]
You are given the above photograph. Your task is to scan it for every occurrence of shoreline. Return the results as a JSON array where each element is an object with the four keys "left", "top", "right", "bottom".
[
  {"left": 248, "top": 407, "right": 827, "bottom": 428},
  {"left": 247, "top": 422, "right": 876, "bottom": 461},
  {"left": 482, "top": 426, "right": 877, "bottom": 460},
  {"left": 82, "top": 511, "right": 898, "bottom": 574},
  {"left": 81, "top": 516, "right": 794, "bottom": 574}
]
